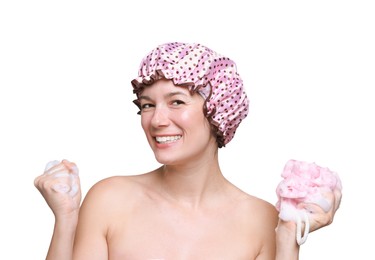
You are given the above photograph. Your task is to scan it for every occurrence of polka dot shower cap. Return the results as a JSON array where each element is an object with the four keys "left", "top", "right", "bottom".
[{"left": 131, "top": 42, "right": 249, "bottom": 147}]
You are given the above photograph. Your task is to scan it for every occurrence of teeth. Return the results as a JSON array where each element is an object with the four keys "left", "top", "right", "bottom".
[{"left": 156, "top": 135, "right": 182, "bottom": 144}]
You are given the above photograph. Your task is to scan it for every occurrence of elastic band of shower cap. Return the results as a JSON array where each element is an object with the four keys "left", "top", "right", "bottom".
[{"left": 131, "top": 42, "right": 250, "bottom": 147}]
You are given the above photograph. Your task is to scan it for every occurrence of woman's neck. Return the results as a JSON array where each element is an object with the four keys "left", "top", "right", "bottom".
[{"left": 157, "top": 155, "right": 229, "bottom": 210}]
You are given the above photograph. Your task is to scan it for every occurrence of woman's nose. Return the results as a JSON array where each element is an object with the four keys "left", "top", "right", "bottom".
[{"left": 151, "top": 106, "right": 170, "bottom": 127}]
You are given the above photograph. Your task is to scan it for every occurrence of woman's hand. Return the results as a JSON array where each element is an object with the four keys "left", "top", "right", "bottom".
[
  {"left": 299, "top": 186, "right": 342, "bottom": 233},
  {"left": 276, "top": 186, "right": 342, "bottom": 248},
  {"left": 34, "top": 159, "right": 81, "bottom": 220}
]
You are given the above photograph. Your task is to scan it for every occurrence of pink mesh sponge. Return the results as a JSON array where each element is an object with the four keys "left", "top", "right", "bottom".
[{"left": 275, "top": 159, "right": 342, "bottom": 245}]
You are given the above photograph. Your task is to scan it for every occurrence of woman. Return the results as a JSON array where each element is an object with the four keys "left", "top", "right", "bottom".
[{"left": 35, "top": 42, "right": 341, "bottom": 259}]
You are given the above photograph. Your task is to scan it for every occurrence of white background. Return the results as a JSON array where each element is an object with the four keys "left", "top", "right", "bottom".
[{"left": 1, "top": 0, "right": 374, "bottom": 259}]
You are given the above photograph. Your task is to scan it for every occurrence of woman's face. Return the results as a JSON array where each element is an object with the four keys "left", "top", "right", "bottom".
[{"left": 139, "top": 79, "right": 216, "bottom": 165}]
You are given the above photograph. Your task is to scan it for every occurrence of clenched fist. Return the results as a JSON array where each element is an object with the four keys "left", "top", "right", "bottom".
[{"left": 34, "top": 159, "right": 81, "bottom": 219}]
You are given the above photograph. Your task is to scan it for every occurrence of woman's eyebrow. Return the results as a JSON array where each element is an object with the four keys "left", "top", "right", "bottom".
[
  {"left": 138, "top": 95, "right": 152, "bottom": 101},
  {"left": 165, "top": 91, "right": 188, "bottom": 98}
]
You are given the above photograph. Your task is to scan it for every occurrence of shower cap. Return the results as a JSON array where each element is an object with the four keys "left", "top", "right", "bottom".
[
  {"left": 131, "top": 42, "right": 250, "bottom": 147},
  {"left": 275, "top": 159, "right": 342, "bottom": 245}
]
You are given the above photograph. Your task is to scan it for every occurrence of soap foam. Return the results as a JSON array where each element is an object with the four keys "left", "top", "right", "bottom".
[{"left": 45, "top": 160, "right": 79, "bottom": 197}]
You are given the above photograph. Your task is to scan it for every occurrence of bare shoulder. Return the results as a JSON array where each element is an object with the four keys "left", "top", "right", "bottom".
[
  {"left": 86, "top": 174, "right": 144, "bottom": 196},
  {"left": 230, "top": 189, "right": 279, "bottom": 253},
  {"left": 240, "top": 192, "right": 278, "bottom": 222},
  {"left": 230, "top": 189, "right": 279, "bottom": 237},
  {"left": 80, "top": 171, "right": 157, "bottom": 214}
]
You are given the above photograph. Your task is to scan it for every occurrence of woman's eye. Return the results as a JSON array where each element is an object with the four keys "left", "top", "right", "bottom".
[
  {"left": 141, "top": 103, "right": 153, "bottom": 109},
  {"left": 171, "top": 100, "right": 185, "bottom": 106}
]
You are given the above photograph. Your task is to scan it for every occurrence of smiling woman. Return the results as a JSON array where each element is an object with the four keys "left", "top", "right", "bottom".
[{"left": 34, "top": 42, "right": 342, "bottom": 260}]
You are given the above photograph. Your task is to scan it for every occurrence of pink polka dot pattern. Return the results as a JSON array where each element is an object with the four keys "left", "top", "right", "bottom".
[{"left": 131, "top": 42, "right": 249, "bottom": 147}]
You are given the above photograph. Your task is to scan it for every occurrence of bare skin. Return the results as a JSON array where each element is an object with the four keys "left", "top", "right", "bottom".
[
  {"left": 74, "top": 168, "right": 279, "bottom": 259},
  {"left": 35, "top": 79, "right": 341, "bottom": 259}
]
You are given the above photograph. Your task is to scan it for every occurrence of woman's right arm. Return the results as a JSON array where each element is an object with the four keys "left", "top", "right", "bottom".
[{"left": 34, "top": 160, "right": 81, "bottom": 260}]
